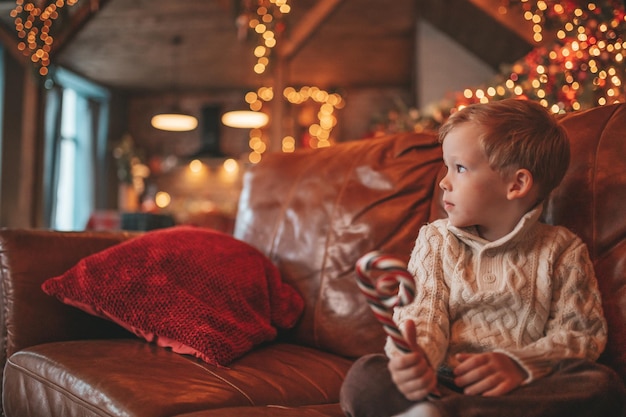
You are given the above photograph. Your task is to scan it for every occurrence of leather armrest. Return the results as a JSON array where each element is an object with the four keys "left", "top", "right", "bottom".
[{"left": 0, "top": 229, "right": 137, "bottom": 368}]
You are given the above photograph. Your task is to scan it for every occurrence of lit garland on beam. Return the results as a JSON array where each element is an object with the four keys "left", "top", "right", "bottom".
[
  {"left": 241, "top": 0, "right": 291, "bottom": 75},
  {"left": 11, "top": 0, "right": 80, "bottom": 76},
  {"left": 243, "top": 85, "right": 344, "bottom": 162},
  {"left": 240, "top": 0, "right": 345, "bottom": 161},
  {"left": 282, "top": 86, "right": 344, "bottom": 150}
]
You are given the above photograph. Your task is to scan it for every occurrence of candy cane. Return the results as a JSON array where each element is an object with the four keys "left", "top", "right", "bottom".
[{"left": 355, "top": 251, "right": 416, "bottom": 353}]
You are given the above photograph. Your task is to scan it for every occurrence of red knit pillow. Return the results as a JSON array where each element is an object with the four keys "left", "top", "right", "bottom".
[{"left": 41, "top": 226, "right": 304, "bottom": 366}]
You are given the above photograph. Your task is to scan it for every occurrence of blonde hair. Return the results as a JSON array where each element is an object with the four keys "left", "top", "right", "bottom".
[{"left": 438, "top": 99, "right": 570, "bottom": 201}]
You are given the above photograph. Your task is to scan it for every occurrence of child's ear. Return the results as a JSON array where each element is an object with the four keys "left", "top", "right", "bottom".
[{"left": 507, "top": 169, "right": 534, "bottom": 200}]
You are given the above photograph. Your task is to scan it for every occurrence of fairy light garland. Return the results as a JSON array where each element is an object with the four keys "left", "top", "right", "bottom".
[
  {"left": 283, "top": 86, "right": 344, "bottom": 149},
  {"left": 11, "top": 0, "right": 80, "bottom": 76},
  {"left": 246, "top": 0, "right": 291, "bottom": 75},
  {"left": 243, "top": 85, "right": 344, "bottom": 162},
  {"left": 241, "top": 0, "right": 344, "bottom": 162},
  {"left": 243, "top": 87, "right": 273, "bottom": 164}
]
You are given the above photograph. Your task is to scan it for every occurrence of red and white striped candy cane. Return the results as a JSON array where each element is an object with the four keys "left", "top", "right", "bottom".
[{"left": 355, "top": 251, "right": 416, "bottom": 353}]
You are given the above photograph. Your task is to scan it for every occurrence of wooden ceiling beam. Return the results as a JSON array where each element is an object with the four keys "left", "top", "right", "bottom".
[
  {"left": 465, "top": 0, "right": 537, "bottom": 45},
  {"left": 277, "top": 0, "right": 343, "bottom": 60},
  {"left": 52, "top": 0, "right": 111, "bottom": 56},
  {"left": 417, "top": 0, "right": 534, "bottom": 69},
  {"left": 0, "top": 23, "right": 28, "bottom": 66}
]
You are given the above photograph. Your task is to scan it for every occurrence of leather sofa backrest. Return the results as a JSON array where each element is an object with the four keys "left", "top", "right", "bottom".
[
  {"left": 234, "top": 132, "right": 443, "bottom": 358},
  {"left": 543, "top": 104, "right": 626, "bottom": 380}
]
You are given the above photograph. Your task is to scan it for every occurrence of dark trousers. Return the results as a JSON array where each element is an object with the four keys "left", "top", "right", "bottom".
[{"left": 340, "top": 354, "right": 626, "bottom": 417}]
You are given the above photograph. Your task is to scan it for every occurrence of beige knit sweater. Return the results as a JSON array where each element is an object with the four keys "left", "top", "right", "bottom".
[{"left": 386, "top": 206, "right": 607, "bottom": 383}]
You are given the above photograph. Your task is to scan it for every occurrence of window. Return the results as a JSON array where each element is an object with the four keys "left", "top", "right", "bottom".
[
  {"left": 54, "top": 88, "right": 79, "bottom": 230},
  {"left": 43, "top": 67, "right": 110, "bottom": 231}
]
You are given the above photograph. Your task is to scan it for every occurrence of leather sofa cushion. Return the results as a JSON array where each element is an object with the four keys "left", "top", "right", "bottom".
[
  {"left": 174, "top": 404, "right": 345, "bottom": 416},
  {"left": 3, "top": 340, "right": 351, "bottom": 416}
]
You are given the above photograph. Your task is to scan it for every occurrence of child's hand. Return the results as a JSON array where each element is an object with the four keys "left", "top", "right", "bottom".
[
  {"left": 387, "top": 320, "right": 437, "bottom": 401},
  {"left": 453, "top": 352, "right": 527, "bottom": 396}
]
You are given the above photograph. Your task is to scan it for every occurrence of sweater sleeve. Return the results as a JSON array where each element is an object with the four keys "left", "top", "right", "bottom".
[
  {"left": 495, "top": 235, "right": 607, "bottom": 383},
  {"left": 384, "top": 222, "right": 451, "bottom": 369}
]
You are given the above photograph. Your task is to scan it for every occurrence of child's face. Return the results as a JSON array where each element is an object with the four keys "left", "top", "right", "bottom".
[{"left": 439, "top": 122, "right": 514, "bottom": 240}]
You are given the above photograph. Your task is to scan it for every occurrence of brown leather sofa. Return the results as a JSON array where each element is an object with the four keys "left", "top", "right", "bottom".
[{"left": 1, "top": 103, "right": 625, "bottom": 416}]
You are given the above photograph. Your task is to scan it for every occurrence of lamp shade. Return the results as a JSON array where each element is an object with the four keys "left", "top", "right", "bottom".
[
  {"left": 221, "top": 110, "right": 269, "bottom": 129},
  {"left": 151, "top": 113, "right": 198, "bottom": 132}
]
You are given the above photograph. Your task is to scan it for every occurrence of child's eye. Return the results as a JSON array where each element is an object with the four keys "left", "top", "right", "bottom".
[{"left": 456, "top": 165, "right": 466, "bottom": 173}]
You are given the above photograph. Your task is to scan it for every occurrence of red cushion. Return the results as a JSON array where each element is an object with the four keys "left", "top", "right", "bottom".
[{"left": 42, "top": 226, "right": 304, "bottom": 366}]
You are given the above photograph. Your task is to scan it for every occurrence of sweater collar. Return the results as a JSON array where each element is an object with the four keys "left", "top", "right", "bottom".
[{"left": 447, "top": 205, "right": 544, "bottom": 250}]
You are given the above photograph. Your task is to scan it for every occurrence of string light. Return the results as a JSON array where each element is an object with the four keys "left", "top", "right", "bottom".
[
  {"left": 283, "top": 86, "right": 344, "bottom": 149},
  {"left": 11, "top": 0, "right": 80, "bottom": 76},
  {"left": 240, "top": 0, "right": 345, "bottom": 161},
  {"left": 244, "top": 0, "right": 290, "bottom": 75},
  {"left": 243, "top": 85, "right": 344, "bottom": 161},
  {"left": 247, "top": 128, "right": 267, "bottom": 164}
]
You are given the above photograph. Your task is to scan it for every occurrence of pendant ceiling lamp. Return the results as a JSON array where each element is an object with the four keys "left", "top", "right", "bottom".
[
  {"left": 151, "top": 35, "right": 198, "bottom": 132},
  {"left": 151, "top": 110, "right": 198, "bottom": 132},
  {"left": 221, "top": 110, "right": 269, "bottom": 129}
]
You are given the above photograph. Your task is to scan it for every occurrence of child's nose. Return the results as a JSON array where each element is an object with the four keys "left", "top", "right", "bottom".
[{"left": 439, "top": 176, "right": 449, "bottom": 191}]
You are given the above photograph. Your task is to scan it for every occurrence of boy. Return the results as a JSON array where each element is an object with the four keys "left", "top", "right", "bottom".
[{"left": 340, "top": 99, "right": 625, "bottom": 417}]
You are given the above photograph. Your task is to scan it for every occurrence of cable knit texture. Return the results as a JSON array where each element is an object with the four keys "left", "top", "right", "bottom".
[{"left": 385, "top": 206, "right": 607, "bottom": 383}]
